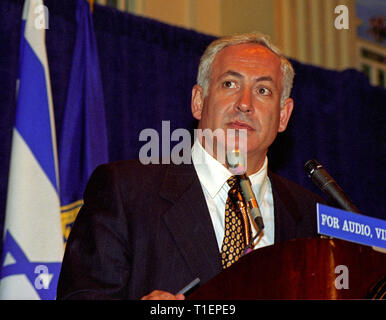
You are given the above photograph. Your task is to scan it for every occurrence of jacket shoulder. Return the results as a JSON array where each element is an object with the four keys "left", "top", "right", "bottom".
[{"left": 269, "top": 171, "right": 326, "bottom": 204}]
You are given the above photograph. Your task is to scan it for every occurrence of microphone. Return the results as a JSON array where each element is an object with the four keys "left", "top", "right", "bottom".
[
  {"left": 304, "top": 159, "right": 360, "bottom": 213},
  {"left": 226, "top": 150, "right": 265, "bottom": 230},
  {"left": 239, "top": 176, "right": 265, "bottom": 230}
]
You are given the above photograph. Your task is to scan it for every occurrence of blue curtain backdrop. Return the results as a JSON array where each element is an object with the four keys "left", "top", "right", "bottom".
[{"left": 0, "top": 0, "right": 385, "bottom": 258}]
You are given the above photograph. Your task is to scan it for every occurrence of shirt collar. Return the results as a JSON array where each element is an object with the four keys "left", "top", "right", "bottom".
[
  {"left": 192, "top": 139, "right": 269, "bottom": 200},
  {"left": 249, "top": 155, "right": 269, "bottom": 204},
  {"left": 192, "top": 139, "right": 231, "bottom": 198}
]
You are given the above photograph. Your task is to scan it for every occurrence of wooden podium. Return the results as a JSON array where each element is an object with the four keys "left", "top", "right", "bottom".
[{"left": 188, "top": 238, "right": 386, "bottom": 299}]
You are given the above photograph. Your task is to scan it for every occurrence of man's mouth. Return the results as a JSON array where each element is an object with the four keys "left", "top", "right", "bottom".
[{"left": 227, "top": 120, "right": 255, "bottom": 131}]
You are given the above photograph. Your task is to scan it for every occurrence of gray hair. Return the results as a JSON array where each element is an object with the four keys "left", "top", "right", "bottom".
[{"left": 197, "top": 32, "right": 295, "bottom": 107}]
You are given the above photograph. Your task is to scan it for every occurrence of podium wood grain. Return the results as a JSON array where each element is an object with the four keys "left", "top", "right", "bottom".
[{"left": 188, "top": 238, "right": 386, "bottom": 299}]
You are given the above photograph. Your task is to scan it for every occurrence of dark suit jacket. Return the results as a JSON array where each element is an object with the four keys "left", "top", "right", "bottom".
[{"left": 57, "top": 160, "right": 326, "bottom": 300}]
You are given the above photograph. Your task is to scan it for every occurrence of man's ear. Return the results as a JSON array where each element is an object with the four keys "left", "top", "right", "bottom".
[
  {"left": 278, "top": 97, "right": 294, "bottom": 132},
  {"left": 191, "top": 85, "right": 204, "bottom": 120}
]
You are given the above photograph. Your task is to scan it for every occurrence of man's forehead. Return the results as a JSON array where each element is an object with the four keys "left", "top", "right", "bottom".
[
  {"left": 224, "top": 43, "right": 273, "bottom": 55},
  {"left": 210, "top": 43, "right": 282, "bottom": 82},
  {"left": 214, "top": 43, "right": 280, "bottom": 65}
]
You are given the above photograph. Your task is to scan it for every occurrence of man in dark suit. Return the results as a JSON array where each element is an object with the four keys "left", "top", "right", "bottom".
[{"left": 57, "top": 32, "right": 326, "bottom": 300}]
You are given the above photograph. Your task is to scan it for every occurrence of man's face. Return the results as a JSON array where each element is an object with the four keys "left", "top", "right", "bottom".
[{"left": 191, "top": 43, "right": 293, "bottom": 168}]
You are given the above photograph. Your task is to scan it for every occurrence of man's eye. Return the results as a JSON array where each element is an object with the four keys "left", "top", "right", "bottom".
[
  {"left": 223, "top": 81, "right": 236, "bottom": 88},
  {"left": 258, "top": 87, "right": 271, "bottom": 96}
]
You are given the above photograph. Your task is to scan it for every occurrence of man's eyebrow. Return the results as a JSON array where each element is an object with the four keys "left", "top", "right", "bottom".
[
  {"left": 218, "top": 70, "right": 243, "bottom": 79},
  {"left": 255, "top": 76, "right": 273, "bottom": 83},
  {"left": 218, "top": 71, "right": 274, "bottom": 83}
]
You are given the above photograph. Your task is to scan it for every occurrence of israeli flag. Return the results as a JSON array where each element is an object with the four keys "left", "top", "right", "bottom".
[{"left": 0, "top": 0, "right": 63, "bottom": 300}]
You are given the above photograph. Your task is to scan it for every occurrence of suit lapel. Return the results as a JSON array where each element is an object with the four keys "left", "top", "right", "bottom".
[
  {"left": 160, "top": 164, "right": 222, "bottom": 283},
  {"left": 158, "top": 166, "right": 304, "bottom": 281},
  {"left": 269, "top": 171, "right": 303, "bottom": 243}
]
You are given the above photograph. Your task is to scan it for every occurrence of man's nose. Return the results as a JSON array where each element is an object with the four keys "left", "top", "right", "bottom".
[{"left": 236, "top": 88, "right": 253, "bottom": 113}]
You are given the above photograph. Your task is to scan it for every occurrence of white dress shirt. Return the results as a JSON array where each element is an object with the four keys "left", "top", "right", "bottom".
[{"left": 191, "top": 139, "right": 275, "bottom": 252}]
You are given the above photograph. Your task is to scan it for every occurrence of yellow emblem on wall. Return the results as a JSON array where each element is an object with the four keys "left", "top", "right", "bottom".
[{"left": 61, "top": 199, "right": 84, "bottom": 245}]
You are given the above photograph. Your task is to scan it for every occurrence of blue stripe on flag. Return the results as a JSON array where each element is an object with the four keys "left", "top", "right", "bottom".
[{"left": 15, "top": 22, "right": 58, "bottom": 192}]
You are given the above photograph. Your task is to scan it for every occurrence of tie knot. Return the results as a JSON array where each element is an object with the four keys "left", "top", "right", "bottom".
[{"left": 226, "top": 176, "right": 238, "bottom": 188}]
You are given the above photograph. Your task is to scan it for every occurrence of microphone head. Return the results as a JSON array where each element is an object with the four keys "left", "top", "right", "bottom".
[
  {"left": 304, "top": 159, "right": 322, "bottom": 178},
  {"left": 226, "top": 149, "right": 246, "bottom": 175}
]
